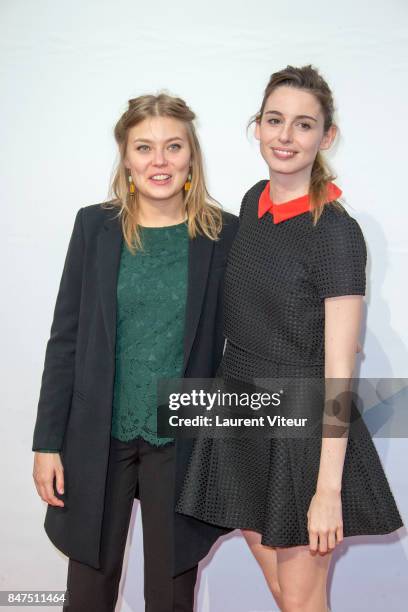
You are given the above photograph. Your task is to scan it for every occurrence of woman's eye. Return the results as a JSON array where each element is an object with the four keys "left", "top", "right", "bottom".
[
  {"left": 168, "top": 143, "right": 182, "bottom": 151},
  {"left": 267, "top": 118, "right": 281, "bottom": 125},
  {"left": 298, "top": 123, "right": 311, "bottom": 130},
  {"left": 137, "top": 145, "right": 150, "bottom": 152}
]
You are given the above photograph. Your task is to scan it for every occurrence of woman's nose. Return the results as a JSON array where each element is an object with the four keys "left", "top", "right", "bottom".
[
  {"left": 152, "top": 149, "right": 168, "bottom": 166},
  {"left": 278, "top": 124, "right": 293, "bottom": 143}
]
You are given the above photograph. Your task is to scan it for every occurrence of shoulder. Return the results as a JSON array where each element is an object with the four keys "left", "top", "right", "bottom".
[
  {"left": 245, "top": 180, "right": 269, "bottom": 199},
  {"left": 239, "top": 180, "right": 268, "bottom": 219},
  {"left": 242, "top": 180, "right": 269, "bottom": 204},
  {"left": 316, "top": 203, "right": 365, "bottom": 242},
  {"left": 73, "top": 201, "right": 120, "bottom": 238},
  {"left": 213, "top": 210, "right": 239, "bottom": 254},
  {"left": 81, "top": 201, "right": 119, "bottom": 226},
  {"left": 313, "top": 203, "right": 367, "bottom": 261},
  {"left": 220, "top": 209, "right": 239, "bottom": 232}
]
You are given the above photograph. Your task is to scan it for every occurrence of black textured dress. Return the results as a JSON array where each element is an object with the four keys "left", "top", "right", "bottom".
[{"left": 175, "top": 180, "right": 403, "bottom": 550}]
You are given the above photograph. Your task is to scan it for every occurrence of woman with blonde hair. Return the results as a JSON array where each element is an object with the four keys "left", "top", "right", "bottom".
[{"left": 32, "top": 93, "right": 238, "bottom": 611}]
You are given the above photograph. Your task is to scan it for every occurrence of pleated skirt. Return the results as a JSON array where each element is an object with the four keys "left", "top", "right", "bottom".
[{"left": 175, "top": 341, "right": 403, "bottom": 547}]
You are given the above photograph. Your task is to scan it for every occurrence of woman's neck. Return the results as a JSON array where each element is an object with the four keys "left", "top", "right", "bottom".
[
  {"left": 268, "top": 169, "right": 312, "bottom": 205},
  {"left": 137, "top": 193, "right": 186, "bottom": 227}
]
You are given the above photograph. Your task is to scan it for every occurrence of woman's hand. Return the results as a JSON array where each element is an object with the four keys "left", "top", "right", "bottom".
[
  {"left": 307, "top": 488, "right": 343, "bottom": 554},
  {"left": 33, "top": 452, "right": 65, "bottom": 507}
]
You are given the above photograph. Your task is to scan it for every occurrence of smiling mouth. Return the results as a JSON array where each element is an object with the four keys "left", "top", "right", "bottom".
[
  {"left": 150, "top": 174, "right": 172, "bottom": 181},
  {"left": 272, "top": 148, "right": 297, "bottom": 159}
]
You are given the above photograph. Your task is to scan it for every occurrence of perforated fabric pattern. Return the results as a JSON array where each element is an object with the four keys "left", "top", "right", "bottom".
[
  {"left": 224, "top": 180, "right": 366, "bottom": 364},
  {"left": 175, "top": 182, "right": 403, "bottom": 546}
]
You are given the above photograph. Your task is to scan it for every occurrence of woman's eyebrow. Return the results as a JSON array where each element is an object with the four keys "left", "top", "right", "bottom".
[
  {"left": 265, "top": 110, "right": 317, "bottom": 122},
  {"left": 132, "top": 136, "right": 185, "bottom": 143}
]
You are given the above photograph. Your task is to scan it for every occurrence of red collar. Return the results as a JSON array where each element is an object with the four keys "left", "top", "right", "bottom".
[{"left": 258, "top": 181, "right": 342, "bottom": 224}]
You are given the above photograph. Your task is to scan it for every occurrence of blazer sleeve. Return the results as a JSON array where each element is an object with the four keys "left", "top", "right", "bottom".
[{"left": 32, "top": 208, "right": 85, "bottom": 451}]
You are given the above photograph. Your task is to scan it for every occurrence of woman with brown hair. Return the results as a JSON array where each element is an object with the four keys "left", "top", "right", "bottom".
[
  {"left": 175, "top": 66, "right": 403, "bottom": 611},
  {"left": 32, "top": 93, "right": 238, "bottom": 611}
]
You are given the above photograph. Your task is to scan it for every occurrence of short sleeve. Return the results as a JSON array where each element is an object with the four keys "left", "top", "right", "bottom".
[{"left": 312, "top": 211, "right": 367, "bottom": 299}]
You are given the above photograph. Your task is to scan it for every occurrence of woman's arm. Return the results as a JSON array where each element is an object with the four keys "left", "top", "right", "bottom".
[
  {"left": 308, "top": 295, "right": 363, "bottom": 554},
  {"left": 32, "top": 208, "right": 85, "bottom": 507},
  {"left": 32, "top": 208, "right": 85, "bottom": 451}
]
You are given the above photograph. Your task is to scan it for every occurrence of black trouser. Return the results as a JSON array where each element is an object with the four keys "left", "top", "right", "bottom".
[{"left": 64, "top": 436, "right": 197, "bottom": 612}]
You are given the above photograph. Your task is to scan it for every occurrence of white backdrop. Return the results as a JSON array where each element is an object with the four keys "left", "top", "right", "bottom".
[{"left": 1, "top": 0, "right": 407, "bottom": 610}]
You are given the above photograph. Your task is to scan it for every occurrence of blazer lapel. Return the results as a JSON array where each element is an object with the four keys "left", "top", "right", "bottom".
[
  {"left": 97, "top": 211, "right": 123, "bottom": 355},
  {"left": 183, "top": 233, "right": 214, "bottom": 372}
]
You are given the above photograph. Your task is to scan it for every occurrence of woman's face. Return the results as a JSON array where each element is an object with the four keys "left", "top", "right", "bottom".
[
  {"left": 255, "top": 85, "right": 336, "bottom": 180},
  {"left": 124, "top": 116, "right": 192, "bottom": 204}
]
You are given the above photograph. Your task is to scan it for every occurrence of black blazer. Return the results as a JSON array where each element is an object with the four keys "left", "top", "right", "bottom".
[{"left": 33, "top": 203, "right": 238, "bottom": 571}]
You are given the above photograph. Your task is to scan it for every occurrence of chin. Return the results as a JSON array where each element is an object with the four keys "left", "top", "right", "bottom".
[
  {"left": 146, "top": 188, "right": 180, "bottom": 200},
  {"left": 267, "top": 162, "right": 301, "bottom": 175},
  {"left": 266, "top": 157, "right": 311, "bottom": 176}
]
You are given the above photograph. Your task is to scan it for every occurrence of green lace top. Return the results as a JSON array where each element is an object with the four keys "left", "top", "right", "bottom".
[
  {"left": 110, "top": 221, "right": 189, "bottom": 446},
  {"left": 34, "top": 221, "right": 189, "bottom": 453}
]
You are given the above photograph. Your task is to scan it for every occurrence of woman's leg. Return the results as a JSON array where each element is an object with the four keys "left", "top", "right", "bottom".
[
  {"left": 138, "top": 440, "right": 197, "bottom": 612},
  {"left": 243, "top": 532, "right": 332, "bottom": 612},
  {"left": 64, "top": 436, "right": 139, "bottom": 612},
  {"left": 242, "top": 529, "right": 282, "bottom": 608},
  {"left": 276, "top": 545, "right": 332, "bottom": 612}
]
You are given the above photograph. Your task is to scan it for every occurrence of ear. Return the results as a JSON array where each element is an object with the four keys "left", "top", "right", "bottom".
[
  {"left": 319, "top": 124, "right": 337, "bottom": 151},
  {"left": 254, "top": 120, "right": 261, "bottom": 141}
]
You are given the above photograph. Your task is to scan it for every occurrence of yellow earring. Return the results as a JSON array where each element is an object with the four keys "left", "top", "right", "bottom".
[
  {"left": 128, "top": 174, "right": 135, "bottom": 195},
  {"left": 184, "top": 171, "right": 192, "bottom": 192}
]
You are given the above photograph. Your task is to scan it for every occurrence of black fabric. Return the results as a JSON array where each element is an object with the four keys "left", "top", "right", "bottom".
[
  {"left": 64, "top": 436, "right": 197, "bottom": 612},
  {"left": 175, "top": 181, "right": 403, "bottom": 555},
  {"left": 224, "top": 180, "right": 367, "bottom": 365},
  {"left": 32, "top": 203, "right": 238, "bottom": 572}
]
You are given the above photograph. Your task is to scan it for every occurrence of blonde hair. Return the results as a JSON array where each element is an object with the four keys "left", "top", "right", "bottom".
[
  {"left": 250, "top": 65, "right": 344, "bottom": 223},
  {"left": 104, "top": 93, "right": 223, "bottom": 252}
]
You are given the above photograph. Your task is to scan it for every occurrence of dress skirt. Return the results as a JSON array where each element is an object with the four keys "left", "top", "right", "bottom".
[{"left": 175, "top": 341, "right": 403, "bottom": 548}]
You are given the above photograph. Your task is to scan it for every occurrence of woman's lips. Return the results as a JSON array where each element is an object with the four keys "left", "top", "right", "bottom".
[
  {"left": 271, "top": 148, "right": 297, "bottom": 160},
  {"left": 149, "top": 174, "right": 172, "bottom": 186}
]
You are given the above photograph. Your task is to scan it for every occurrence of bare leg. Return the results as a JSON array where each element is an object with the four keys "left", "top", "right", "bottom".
[
  {"left": 241, "top": 529, "right": 283, "bottom": 609},
  {"left": 276, "top": 545, "right": 332, "bottom": 612}
]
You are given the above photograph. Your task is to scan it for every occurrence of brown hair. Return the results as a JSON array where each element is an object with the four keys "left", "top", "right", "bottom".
[
  {"left": 104, "top": 93, "right": 222, "bottom": 252},
  {"left": 250, "top": 65, "right": 343, "bottom": 223}
]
